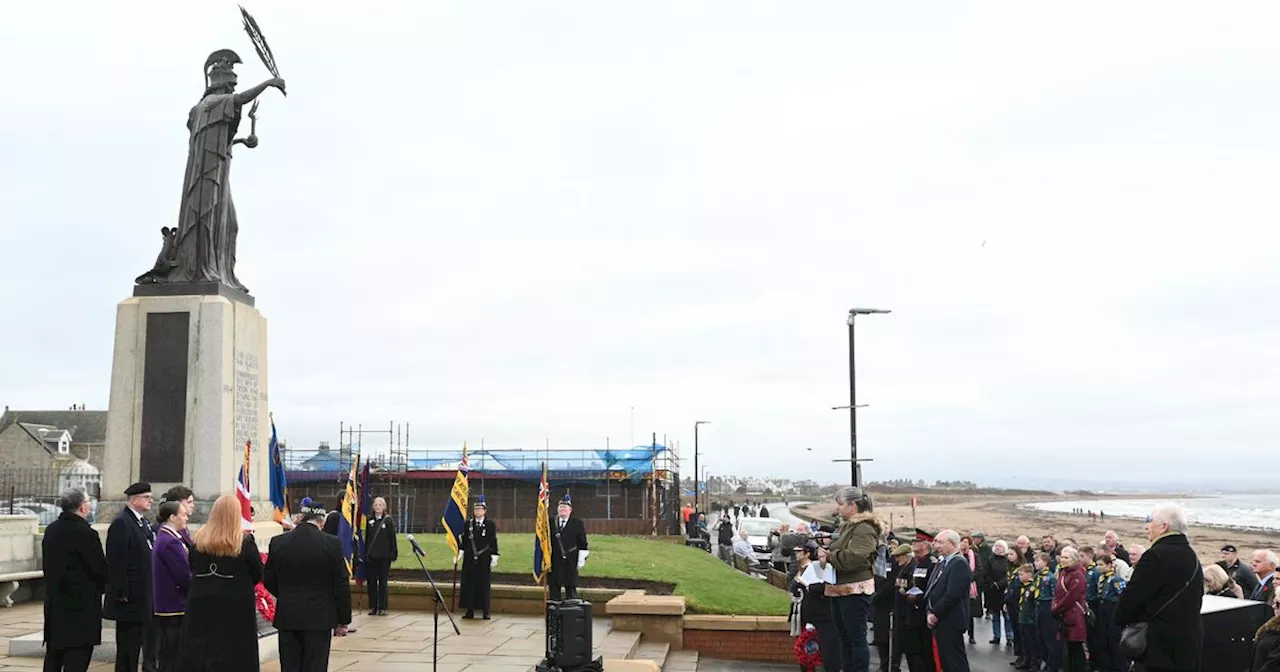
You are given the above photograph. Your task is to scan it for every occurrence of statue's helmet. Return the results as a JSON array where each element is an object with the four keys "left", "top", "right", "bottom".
[{"left": 204, "top": 49, "right": 242, "bottom": 90}]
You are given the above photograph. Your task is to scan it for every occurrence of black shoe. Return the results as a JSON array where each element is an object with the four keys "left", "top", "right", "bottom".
[
  {"left": 482, "top": 613, "right": 491, "bottom": 620},
  {"left": 1006, "top": 640, "right": 1014, "bottom": 647},
  {"left": 989, "top": 637, "right": 1000, "bottom": 644},
  {"left": 1010, "top": 657, "right": 1023, "bottom": 666},
  {"left": 969, "top": 637, "right": 977, "bottom": 644},
  {"left": 368, "top": 609, "right": 377, "bottom": 616},
  {"left": 462, "top": 612, "right": 475, "bottom": 619}
]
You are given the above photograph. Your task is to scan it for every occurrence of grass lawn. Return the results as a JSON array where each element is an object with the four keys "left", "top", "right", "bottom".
[{"left": 389, "top": 534, "right": 790, "bottom": 616}]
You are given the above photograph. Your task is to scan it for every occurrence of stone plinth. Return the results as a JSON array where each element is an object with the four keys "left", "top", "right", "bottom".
[
  {"left": 101, "top": 294, "right": 270, "bottom": 521},
  {"left": 606, "top": 591, "right": 686, "bottom": 649}
]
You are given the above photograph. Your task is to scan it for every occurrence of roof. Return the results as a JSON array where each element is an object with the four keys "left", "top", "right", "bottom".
[{"left": 0, "top": 409, "right": 108, "bottom": 444}]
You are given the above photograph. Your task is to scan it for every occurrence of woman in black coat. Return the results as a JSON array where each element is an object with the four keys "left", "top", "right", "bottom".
[
  {"left": 1254, "top": 600, "right": 1280, "bottom": 672},
  {"left": 42, "top": 493, "right": 109, "bottom": 668},
  {"left": 180, "top": 495, "right": 264, "bottom": 671},
  {"left": 364, "top": 496, "right": 398, "bottom": 616},
  {"left": 984, "top": 541, "right": 1011, "bottom": 645}
]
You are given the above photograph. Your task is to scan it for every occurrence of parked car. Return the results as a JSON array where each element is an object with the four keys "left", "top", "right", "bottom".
[{"left": 736, "top": 517, "right": 782, "bottom": 566}]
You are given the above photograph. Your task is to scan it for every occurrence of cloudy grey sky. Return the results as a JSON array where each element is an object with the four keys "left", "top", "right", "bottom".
[{"left": 2, "top": 3, "right": 1277, "bottom": 486}]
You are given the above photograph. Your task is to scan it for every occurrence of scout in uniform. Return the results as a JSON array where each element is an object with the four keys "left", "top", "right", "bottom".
[
  {"left": 457, "top": 495, "right": 499, "bottom": 619},
  {"left": 1033, "top": 551, "right": 1060, "bottom": 672},
  {"left": 1096, "top": 555, "right": 1128, "bottom": 672}
]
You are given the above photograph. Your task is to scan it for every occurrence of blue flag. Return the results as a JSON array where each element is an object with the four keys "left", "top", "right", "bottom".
[
  {"left": 337, "top": 454, "right": 360, "bottom": 577},
  {"left": 268, "top": 417, "right": 289, "bottom": 524},
  {"left": 354, "top": 461, "right": 371, "bottom": 583}
]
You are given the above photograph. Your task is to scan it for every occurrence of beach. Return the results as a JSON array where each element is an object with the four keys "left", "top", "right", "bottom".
[{"left": 794, "top": 494, "right": 1274, "bottom": 564}]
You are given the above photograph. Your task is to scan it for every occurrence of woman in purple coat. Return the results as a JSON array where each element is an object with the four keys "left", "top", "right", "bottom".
[{"left": 152, "top": 500, "right": 192, "bottom": 671}]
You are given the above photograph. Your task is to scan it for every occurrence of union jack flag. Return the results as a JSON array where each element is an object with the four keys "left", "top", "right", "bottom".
[{"left": 236, "top": 439, "right": 253, "bottom": 531}]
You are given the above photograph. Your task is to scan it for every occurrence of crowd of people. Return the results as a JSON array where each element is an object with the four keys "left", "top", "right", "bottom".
[
  {"left": 781, "top": 489, "right": 1280, "bottom": 672},
  {"left": 41, "top": 483, "right": 353, "bottom": 672}
]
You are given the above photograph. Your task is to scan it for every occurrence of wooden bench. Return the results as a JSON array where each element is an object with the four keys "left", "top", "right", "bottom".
[{"left": 0, "top": 571, "right": 42, "bottom": 607}]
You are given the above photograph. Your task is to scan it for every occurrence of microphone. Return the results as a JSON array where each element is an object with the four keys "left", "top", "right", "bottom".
[{"left": 406, "top": 534, "right": 426, "bottom": 558}]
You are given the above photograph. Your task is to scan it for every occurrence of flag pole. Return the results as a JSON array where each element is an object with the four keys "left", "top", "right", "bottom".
[{"left": 451, "top": 558, "right": 459, "bottom": 611}]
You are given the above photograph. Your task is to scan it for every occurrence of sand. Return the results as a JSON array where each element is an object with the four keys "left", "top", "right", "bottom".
[{"left": 795, "top": 495, "right": 1273, "bottom": 564}]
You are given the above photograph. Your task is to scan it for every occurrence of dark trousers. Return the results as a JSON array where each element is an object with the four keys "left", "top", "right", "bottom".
[
  {"left": 142, "top": 620, "right": 159, "bottom": 672},
  {"left": 154, "top": 615, "right": 182, "bottom": 672},
  {"left": 814, "top": 622, "right": 842, "bottom": 672},
  {"left": 1098, "top": 601, "right": 1126, "bottom": 672},
  {"left": 278, "top": 629, "right": 333, "bottom": 672},
  {"left": 1019, "top": 622, "right": 1040, "bottom": 667},
  {"left": 1086, "top": 600, "right": 1101, "bottom": 671},
  {"left": 43, "top": 645, "right": 93, "bottom": 672},
  {"left": 366, "top": 558, "right": 391, "bottom": 613},
  {"left": 548, "top": 562, "right": 579, "bottom": 601},
  {"left": 1064, "top": 640, "right": 1087, "bottom": 672},
  {"left": 933, "top": 628, "right": 970, "bottom": 672},
  {"left": 1036, "top": 602, "right": 1061, "bottom": 671},
  {"left": 830, "top": 594, "right": 871, "bottom": 672},
  {"left": 116, "top": 621, "right": 145, "bottom": 672}
]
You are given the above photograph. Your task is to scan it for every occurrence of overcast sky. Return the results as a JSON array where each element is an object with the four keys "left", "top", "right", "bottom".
[{"left": 2, "top": 3, "right": 1277, "bottom": 486}]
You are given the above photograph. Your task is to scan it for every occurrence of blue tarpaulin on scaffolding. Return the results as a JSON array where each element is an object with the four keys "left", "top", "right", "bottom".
[{"left": 405, "top": 447, "right": 669, "bottom": 482}]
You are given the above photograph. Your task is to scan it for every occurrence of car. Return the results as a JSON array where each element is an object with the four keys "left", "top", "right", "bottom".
[{"left": 736, "top": 517, "right": 783, "bottom": 566}]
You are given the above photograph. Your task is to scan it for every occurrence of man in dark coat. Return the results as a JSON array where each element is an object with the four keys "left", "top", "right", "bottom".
[
  {"left": 1217, "top": 544, "right": 1259, "bottom": 599},
  {"left": 103, "top": 482, "right": 154, "bottom": 672},
  {"left": 925, "top": 529, "right": 971, "bottom": 672},
  {"left": 1114, "top": 504, "right": 1203, "bottom": 672},
  {"left": 265, "top": 498, "right": 353, "bottom": 672},
  {"left": 42, "top": 488, "right": 108, "bottom": 672},
  {"left": 457, "top": 497, "right": 499, "bottom": 619},
  {"left": 894, "top": 535, "right": 935, "bottom": 672},
  {"left": 549, "top": 494, "right": 589, "bottom": 601}
]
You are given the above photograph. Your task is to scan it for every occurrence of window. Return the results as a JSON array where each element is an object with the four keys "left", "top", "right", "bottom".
[{"left": 58, "top": 435, "right": 69, "bottom": 455}]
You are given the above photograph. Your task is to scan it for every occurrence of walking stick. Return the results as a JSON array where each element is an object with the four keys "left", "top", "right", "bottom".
[{"left": 451, "top": 558, "right": 459, "bottom": 611}]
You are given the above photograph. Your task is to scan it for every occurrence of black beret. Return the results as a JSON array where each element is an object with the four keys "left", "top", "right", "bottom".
[
  {"left": 1222, "top": 544, "right": 1238, "bottom": 553},
  {"left": 124, "top": 482, "right": 152, "bottom": 497}
]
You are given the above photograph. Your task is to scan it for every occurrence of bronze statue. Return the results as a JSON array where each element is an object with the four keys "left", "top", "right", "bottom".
[{"left": 136, "top": 9, "right": 284, "bottom": 294}]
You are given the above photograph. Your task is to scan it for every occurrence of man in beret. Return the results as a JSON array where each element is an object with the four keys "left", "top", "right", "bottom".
[
  {"left": 104, "top": 482, "right": 155, "bottom": 672},
  {"left": 1217, "top": 544, "right": 1259, "bottom": 599}
]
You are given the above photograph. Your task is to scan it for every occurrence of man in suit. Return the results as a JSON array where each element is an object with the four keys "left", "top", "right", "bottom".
[
  {"left": 925, "top": 529, "right": 972, "bottom": 672},
  {"left": 1115, "top": 504, "right": 1203, "bottom": 672},
  {"left": 104, "top": 482, "right": 154, "bottom": 672},
  {"left": 1250, "top": 549, "right": 1278, "bottom": 605},
  {"left": 549, "top": 493, "right": 589, "bottom": 601},
  {"left": 265, "top": 497, "right": 353, "bottom": 672},
  {"left": 42, "top": 488, "right": 109, "bottom": 672}
]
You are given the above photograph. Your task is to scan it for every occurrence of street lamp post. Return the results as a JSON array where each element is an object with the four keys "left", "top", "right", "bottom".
[
  {"left": 847, "top": 308, "right": 890, "bottom": 487},
  {"left": 694, "top": 421, "right": 711, "bottom": 513}
]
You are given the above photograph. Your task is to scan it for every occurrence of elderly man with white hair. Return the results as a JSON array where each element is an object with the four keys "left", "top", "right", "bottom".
[
  {"left": 925, "top": 529, "right": 972, "bottom": 671},
  {"left": 1250, "top": 549, "right": 1279, "bottom": 604},
  {"left": 1114, "top": 503, "right": 1203, "bottom": 672}
]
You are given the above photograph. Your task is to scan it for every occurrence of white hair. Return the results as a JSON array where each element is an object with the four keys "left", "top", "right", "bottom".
[
  {"left": 993, "top": 540, "right": 1009, "bottom": 555},
  {"left": 938, "top": 529, "right": 961, "bottom": 547},
  {"left": 1016, "top": 535, "right": 1030, "bottom": 545},
  {"left": 1149, "top": 504, "right": 1188, "bottom": 535},
  {"left": 1060, "top": 546, "right": 1080, "bottom": 562},
  {"left": 1255, "top": 549, "right": 1280, "bottom": 567}
]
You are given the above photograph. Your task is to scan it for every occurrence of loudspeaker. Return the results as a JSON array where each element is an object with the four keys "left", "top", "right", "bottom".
[
  {"left": 1201, "top": 594, "right": 1269, "bottom": 671},
  {"left": 539, "top": 599, "right": 603, "bottom": 672}
]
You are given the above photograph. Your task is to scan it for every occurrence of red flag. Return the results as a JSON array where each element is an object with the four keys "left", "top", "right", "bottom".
[{"left": 910, "top": 496, "right": 919, "bottom": 510}]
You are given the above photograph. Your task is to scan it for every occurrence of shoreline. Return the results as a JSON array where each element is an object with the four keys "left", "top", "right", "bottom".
[{"left": 795, "top": 496, "right": 1274, "bottom": 564}]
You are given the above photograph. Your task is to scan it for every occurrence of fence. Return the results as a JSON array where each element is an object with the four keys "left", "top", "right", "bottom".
[{"left": 0, "top": 467, "right": 100, "bottom": 525}]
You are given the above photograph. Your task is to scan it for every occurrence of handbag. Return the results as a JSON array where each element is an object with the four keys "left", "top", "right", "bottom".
[
  {"left": 1118, "top": 562, "right": 1199, "bottom": 659},
  {"left": 1080, "top": 600, "right": 1097, "bottom": 628}
]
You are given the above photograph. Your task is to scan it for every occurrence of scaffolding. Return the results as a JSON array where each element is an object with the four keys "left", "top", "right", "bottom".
[{"left": 281, "top": 431, "right": 682, "bottom": 535}]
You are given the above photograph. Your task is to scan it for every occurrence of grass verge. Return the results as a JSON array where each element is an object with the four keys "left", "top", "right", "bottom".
[{"left": 388, "top": 533, "right": 789, "bottom": 615}]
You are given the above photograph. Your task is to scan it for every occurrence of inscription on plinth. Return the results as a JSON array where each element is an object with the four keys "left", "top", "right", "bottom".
[
  {"left": 140, "top": 312, "right": 189, "bottom": 483},
  {"left": 234, "top": 350, "right": 260, "bottom": 451}
]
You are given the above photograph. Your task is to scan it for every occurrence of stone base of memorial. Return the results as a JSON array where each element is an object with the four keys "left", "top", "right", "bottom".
[{"left": 98, "top": 286, "right": 272, "bottom": 524}]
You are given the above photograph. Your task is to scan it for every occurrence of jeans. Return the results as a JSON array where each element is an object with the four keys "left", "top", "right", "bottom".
[
  {"left": 830, "top": 593, "right": 872, "bottom": 672},
  {"left": 991, "top": 609, "right": 1012, "bottom": 642}
]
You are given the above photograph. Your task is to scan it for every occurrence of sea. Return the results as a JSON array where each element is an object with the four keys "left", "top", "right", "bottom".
[{"left": 1022, "top": 494, "right": 1280, "bottom": 532}]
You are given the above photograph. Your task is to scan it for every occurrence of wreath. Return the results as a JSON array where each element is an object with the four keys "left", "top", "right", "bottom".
[
  {"left": 255, "top": 552, "right": 277, "bottom": 622},
  {"left": 793, "top": 627, "right": 822, "bottom": 668}
]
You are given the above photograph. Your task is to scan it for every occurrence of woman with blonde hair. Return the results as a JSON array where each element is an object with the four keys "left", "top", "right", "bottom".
[
  {"left": 179, "top": 495, "right": 263, "bottom": 671},
  {"left": 1204, "top": 562, "right": 1243, "bottom": 598}
]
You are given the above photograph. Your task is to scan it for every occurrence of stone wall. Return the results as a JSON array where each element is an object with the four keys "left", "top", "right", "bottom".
[{"left": 0, "top": 427, "right": 53, "bottom": 472}]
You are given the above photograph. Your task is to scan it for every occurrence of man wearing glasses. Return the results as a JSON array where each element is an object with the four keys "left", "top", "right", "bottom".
[{"left": 104, "top": 483, "right": 155, "bottom": 672}]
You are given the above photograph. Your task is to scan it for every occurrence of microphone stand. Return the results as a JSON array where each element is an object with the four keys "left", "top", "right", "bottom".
[{"left": 410, "top": 545, "right": 461, "bottom": 672}]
